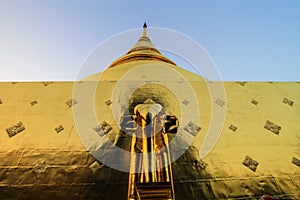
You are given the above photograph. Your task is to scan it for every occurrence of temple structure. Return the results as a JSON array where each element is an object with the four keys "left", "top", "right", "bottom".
[{"left": 0, "top": 24, "right": 299, "bottom": 199}]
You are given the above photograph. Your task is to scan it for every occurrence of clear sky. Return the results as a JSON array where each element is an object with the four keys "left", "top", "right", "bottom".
[{"left": 0, "top": 0, "right": 299, "bottom": 81}]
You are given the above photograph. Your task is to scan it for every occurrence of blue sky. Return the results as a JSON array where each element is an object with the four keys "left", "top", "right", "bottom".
[{"left": 0, "top": 0, "right": 299, "bottom": 81}]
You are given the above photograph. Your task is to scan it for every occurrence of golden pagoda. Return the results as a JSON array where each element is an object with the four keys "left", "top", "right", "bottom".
[{"left": 0, "top": 23, "right": 299, "bottom": 199}]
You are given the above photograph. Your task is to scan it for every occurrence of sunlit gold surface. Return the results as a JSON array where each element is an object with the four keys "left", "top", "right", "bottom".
[{"left": 0, "top": 81, "right": 299, "bottom": 199}]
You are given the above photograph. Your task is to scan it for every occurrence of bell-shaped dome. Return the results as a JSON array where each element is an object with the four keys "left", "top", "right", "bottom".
[{"left": 108, "top": 23, "right": 176, "bottom": 68}]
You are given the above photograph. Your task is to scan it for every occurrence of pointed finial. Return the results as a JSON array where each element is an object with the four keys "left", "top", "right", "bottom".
[{"left": 142, "top": 22, "right": 148, "bottom": 37}]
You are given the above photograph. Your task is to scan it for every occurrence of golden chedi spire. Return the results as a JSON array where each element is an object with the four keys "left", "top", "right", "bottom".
[{"left": 109, "top": 22, "right": 175, "bottom": 68}]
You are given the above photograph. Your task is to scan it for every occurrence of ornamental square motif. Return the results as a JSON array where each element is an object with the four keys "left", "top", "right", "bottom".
[
  {"left": 242, "top": 155, "right": 259, "bottom": 172},
  {"left": 292, "top": 157, "right": 300, "bottom": 167},
  {"left": 251, "top": 99, "right": 258, "bottom": 105},
  {"left": 184, "top": 121, "right": 201, "bottom": 136},
  {"left": 94, "top": 121, "right": 113, "bottom": 136},
  {"left": 6, "top": 122, "right": 26, "bottom": 137},
  {"left": 215, "top": 98, "right": 226, "bottom": 107},
  {"left": 229, "top": 124, "right": 237, "bottom": 132},
  {"left": 264, "top": 120, "right": 281, "bottom": 135},
  {"left": 65, "top": 98, "right": 78, "bottom": 108},
  {"left": 55, "top": 125, "right": 64, "bottom": 133},
  {"left": 283, "top": 98, "right": 294, "bottom": 106}
]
